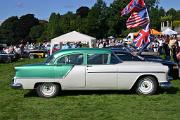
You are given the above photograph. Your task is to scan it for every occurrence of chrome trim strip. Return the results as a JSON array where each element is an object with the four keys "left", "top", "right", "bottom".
[
  {"left": 87, "top": 71, "right": 166, "bottom": 73},
  {"left": 14, "top": 77, "right": 59, "bottom": 79}
]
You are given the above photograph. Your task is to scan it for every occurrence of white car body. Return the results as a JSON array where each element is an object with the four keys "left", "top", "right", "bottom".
[{"left": 14, "top": 62, "right": 169, "bottom": 90}]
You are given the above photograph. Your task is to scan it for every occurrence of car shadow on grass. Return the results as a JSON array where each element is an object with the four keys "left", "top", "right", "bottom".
[
  {"left": 24, "top": 90, "right": 134, "bottom": 98},
  {"left": 24, "top": 87, "right": 179, "bottom": 98},
  {"left": 24, "top": 90, "right": 38, "bottom": 98},
  {"left": 59, "top": 90, "right": 133, "bottom": 97},
  {"left": 158, "top": 87, "right": 179, "bottom": 94}
]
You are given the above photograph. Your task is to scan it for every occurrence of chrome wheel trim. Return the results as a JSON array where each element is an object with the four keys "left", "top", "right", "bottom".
[
  {"left": 40, "top": 83, "right": 56, "bottom": 96},
  {"left": 139, "top": 78, "right": 154, "bottom": 94}
]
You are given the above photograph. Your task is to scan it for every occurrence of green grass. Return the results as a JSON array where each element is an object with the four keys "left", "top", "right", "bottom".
[{"left": 0, "top": 58, "right": 180, "bottom": 120}]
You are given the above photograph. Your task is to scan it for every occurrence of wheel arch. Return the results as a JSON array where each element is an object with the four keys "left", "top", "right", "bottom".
[
  {"left": 34, "top": 82, "right": 61, "bottom": 90},
  {"left": 131, "top": 74, "right": 158, "bottom": 90}
]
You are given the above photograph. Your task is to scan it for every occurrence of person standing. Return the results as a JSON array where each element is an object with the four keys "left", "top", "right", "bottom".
[{"left": 163, "top": 36, "right": 171, "bottom": 61}]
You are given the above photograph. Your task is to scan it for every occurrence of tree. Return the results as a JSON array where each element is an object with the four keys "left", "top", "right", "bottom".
[
  {"left": 47, "top": 13, "right": 62, "bottom": 39},
  {"left": 16, "top": 14, "right": 39, "bottom": 41},
  {"left": 85, "top": 0, "right": 109, "bottom": 39},
  {"left": 29, "top": 25, "right": 45, "bottom": 43},
  {"left": 76, "top": 6, "right": 89, "bottom": 18},
  {"left": 106, "top": 0, "right": 129, "bottom": 37},
  {"left": 159, "top": 7, "right": 166, "bottom": 16},
  {"left": 174, "top": 10, "right": 180, "bottom": 20},
  {"left": 0, "top": 16, "right": 19, "bottom": 44},
  {"left": 145, "top": 0, "right": 159, "bottom": 10},
  {"left": 59, "top": 12, "right": 77, "bottom": 33},
  {"left": 167, "top": 8, "right": 177, "bottom": 20}
]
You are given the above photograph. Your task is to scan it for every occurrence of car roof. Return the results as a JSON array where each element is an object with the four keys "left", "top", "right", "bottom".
[{"left": 53, "top": 48, "right": 112, "bottom": 58}]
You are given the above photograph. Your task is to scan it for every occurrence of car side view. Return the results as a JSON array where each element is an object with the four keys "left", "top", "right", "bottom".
[{"left": 11, "top": 48, "right": 172, "bottom": 98}]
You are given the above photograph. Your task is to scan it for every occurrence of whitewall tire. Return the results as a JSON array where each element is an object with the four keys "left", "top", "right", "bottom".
[
  {"left": 136, "top": 76, "right": 157, "bottom": 95},
  {"left": 36, "top": 83, "right": 60, "bottom": 98}
]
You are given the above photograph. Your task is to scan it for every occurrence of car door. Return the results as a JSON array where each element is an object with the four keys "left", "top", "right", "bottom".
[
  {"left": 54, "top": 53, "right": 86, "bottom": 88},
  {"left": 85, "top": 53, "right": 118, "bottom": 89}
]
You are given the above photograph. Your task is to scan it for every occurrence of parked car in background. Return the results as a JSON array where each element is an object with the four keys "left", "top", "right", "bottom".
[
  {"left": 29, "top": 49, "right": 48, "bottom": 59},
  {"left": 11, "top": 48, "right": 171, "bottom": 98},
  {"left": 0, "top": 50, "right": 18, "bottom": 63},
  {"left": 112, "top": 49, "right": 179, "bottom": 79},
  {"left": 26, "top": 46, "right": 48, "bottom": 59}
]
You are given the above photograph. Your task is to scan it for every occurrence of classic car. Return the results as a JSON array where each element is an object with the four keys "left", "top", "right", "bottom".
[
  {"left": 11, "top": 48, "right": 171, "bottom": 98},
  {"left": 0, "top": 51, "right": 18, "bottom": 63},
  {"left": 29, "top": 50, "right": 47, "bottom": 59},
  {"left": 28, "top": 49, "right": 48, "bottom": 59},
  {"left": 111, "top": 47, "right": 179, "bottom": 79}
]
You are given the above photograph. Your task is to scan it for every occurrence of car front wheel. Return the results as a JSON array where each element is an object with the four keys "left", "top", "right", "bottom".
[
  {"left": 136, "top": 76, "right": 157, "bottom": 95},
  {"left": 36, "top": 83, "right": 60, "bottom": 98}
]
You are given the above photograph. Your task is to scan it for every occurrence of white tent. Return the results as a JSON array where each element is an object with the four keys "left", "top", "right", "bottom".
[
  {"left": 162, "top": 28, "right": 177, "bottom": 35},
  {"left": 50, "top": 31, "right": 96, "bottom": 54}
]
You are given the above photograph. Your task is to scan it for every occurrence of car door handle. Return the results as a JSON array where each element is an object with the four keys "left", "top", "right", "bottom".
[{"left": 87, "top": 65, "right": 92, "bottom": 67}]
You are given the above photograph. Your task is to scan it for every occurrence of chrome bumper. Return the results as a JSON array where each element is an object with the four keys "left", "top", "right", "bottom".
[
  {"left": 168, "top": 76, "right": 173, "bottom": 81},
  {"left": 11, "top": 83, "right": 22, "bottom": 89},
  {"left": 159, "top": 82, "right": 172, "bottom": 88}
]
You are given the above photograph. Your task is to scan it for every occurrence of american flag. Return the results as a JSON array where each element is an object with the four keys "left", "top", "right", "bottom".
[
  {"left": 126, "top": 8, "right": 150, "bottom": 29},
  {"left": 121, "top": 0, "right": 145, "bottom": 16},
  {"left": 133, "top": 23, "right": 150, "bottom": 48}
]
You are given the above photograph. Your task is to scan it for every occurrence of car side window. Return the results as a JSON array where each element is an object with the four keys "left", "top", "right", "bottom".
[
  {"left": 87, "top": 54, "right": 108, "bottom": 65},
  {"left": 57, "top": 54, "right": 83, "bottom": 65},
  {"left": 110, "top": 53, "right": 120, "bottom": 64}
]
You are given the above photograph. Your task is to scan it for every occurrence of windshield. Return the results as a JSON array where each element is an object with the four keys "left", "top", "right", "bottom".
[{"left": 45, "top": 55, "right": 55, "bottom": 64}]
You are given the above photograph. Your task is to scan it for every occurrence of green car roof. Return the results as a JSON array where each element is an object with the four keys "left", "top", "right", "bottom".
[{"left": 53, "top": 48, "right": 112, "bottom": 58}]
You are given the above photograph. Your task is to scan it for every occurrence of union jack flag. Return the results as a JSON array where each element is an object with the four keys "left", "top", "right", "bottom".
[
  {"left": 126, "top": 8, "right": 150, "bottom": 29},
  {"left": 121, "top": 0, "right": 145, "bottom": 16},
  {"left": 133, "top": 23, "right": 150, "bottom": 48}
]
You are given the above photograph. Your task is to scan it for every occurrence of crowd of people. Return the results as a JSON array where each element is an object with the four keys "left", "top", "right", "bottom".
[
  {"left": 1, "top": 34, "right": 180, "bottom": 64},
  {"left": 144, "top": 35, "right": 179, "bottom": 63},
  {"left": 95, "top": 35, "right": 180, "bottom": 63}
]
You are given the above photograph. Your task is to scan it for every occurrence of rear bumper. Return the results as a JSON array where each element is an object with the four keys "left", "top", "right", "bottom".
[
  {"left": 11, "top": 83, "right": 22, "bottom": 89},
  {"left": 159, "top": 82, "right": 172, "bottom": 88}
]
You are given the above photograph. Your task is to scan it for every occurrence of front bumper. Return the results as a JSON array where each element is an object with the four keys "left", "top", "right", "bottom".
[
  {"left": 11, "top": 83, "right": 22, "bottom": 89},
  {"left": 159, "top": 82, "right": 172, "bottom": 88}
]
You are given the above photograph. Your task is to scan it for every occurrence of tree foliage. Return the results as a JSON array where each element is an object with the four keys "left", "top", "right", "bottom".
[
  {"left": 0, "top": 0, "right": 179, "bottom": 45},
  {"left": 76, "top": 6, "right": 89, "bottom": 18}
]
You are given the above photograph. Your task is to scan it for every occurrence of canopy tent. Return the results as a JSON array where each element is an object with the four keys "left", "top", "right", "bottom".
[
  {"left": 162, "top": 28, "right": 177, "bottom": 35},
  {"left": 134, "top": 29, "right": 162, "bottom": 36},
  {"left": 150, "top": 29, "right": 162, "bottom": 35},
  {"left": 50, "top": 31, "right": 96, "bottom": 54}
]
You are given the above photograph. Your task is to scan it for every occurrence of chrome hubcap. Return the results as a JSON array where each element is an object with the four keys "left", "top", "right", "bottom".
[
  {"left": 139, "top": 79, "right": 153, "bottom": 94},
  {"left": 41, "top": 83, "right": 56, "bottom": 96}
]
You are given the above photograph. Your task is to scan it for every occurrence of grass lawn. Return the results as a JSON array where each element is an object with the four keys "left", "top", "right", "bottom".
[{"left": 0, "top": 58, "right": 180, "bottom": 120}]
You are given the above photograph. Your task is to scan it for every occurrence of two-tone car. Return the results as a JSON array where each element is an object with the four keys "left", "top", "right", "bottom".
[{"left": 11, "top": 48, "right": 172, "bottom": 98}]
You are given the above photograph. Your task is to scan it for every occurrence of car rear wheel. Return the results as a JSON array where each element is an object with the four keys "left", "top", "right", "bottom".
[
  {"left": 29, "top": 54, "right": 35, "bottom": 59},
  {"left": 136, "top": 76, "right": 157, "bottom": 95},
  {"left": 36, "top": 83, "right": 60, "bottom": 98}
]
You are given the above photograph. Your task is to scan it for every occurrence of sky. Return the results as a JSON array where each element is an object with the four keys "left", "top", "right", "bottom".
[{"left": 0, "top": 0, "right": 179, "bottom": 21}]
